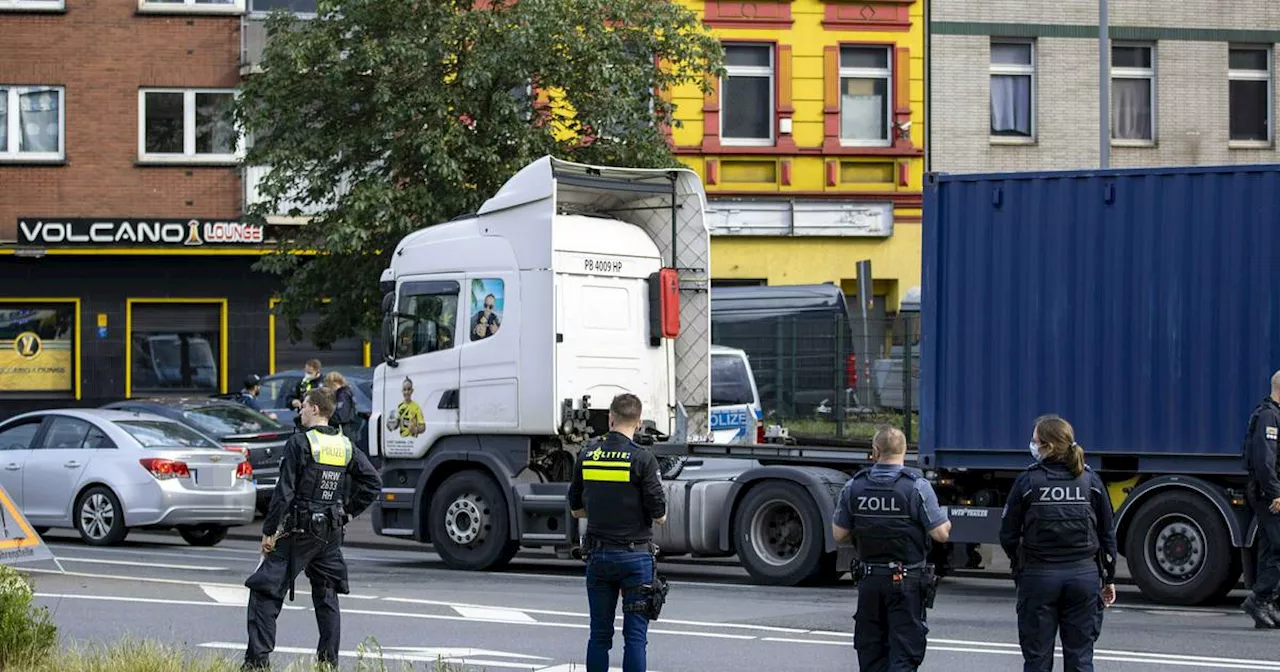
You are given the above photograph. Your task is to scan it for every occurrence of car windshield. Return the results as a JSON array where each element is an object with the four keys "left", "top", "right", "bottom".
[
  {"left": 711, "top": 354, "right": 755, "bottom": 406},
  {"left": 117, "top": 420, "right": 220, "bottom": 450},
  {"left": 183, "top": 404, "right": 285, "bottom": 436}
]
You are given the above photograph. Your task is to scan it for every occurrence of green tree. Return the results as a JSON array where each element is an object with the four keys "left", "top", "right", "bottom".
[{"left": 238, "top": 0, "right": 723, "bottom": 349}]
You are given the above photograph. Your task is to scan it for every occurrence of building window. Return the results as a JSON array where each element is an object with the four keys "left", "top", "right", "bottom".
[
  {"left": 249, "top": 0, "right": 315, "bottom": 13},
  {"left": 839, "top": 46, "right": 892, "bottom": 146},
  {"left": 1111, "top": 44, "right": 1155, "bottom": 143},
  {"left": 721, "top": 44, "right": 774, "bottom": 145},
  {"left": 139, "top": 89, "right": 239, "bottom": 162},
  {"left": 128, "top": 301, "right": 224, "bottom": 396},
  {"left": 0, "top": 0, "right": 64, "bottom": 10},
  {"left": 1229, "top": 47, "right": 1271, "bottom": 144},
  {"left": 138, "top": 0, "right": 244, "bottom": 12},
  {"left": 0, "top": 301, "right": 76, "bottom": 395},
  {"left": 0, "top": 86, "right": 64, "bottom": 161},
  {"left": 990, "top": 41, "right": 1034, "bottom": 140}
]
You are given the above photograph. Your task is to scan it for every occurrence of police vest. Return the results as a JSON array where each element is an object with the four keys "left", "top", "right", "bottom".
[
  {"left": 1020, "top": 464, "right": 1099, "bottom": 565},
  {"left": 848, "top": 469, "right": 928, "bottom": 566},
  {"left": 295, "top": 429, "right": 353, "bottom": 508}
]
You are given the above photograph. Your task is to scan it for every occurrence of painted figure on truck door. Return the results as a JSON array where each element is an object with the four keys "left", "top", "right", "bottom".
[
  {"left": 470, "top": 279, "right": 504, "bottom": 341},
  {"left": 394, "top": 378, "right": 425, "bottom": 438}
]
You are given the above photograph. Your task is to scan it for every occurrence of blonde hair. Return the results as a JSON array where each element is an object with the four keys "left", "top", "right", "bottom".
[
  {"left": 1035, "top": 414, "right": 1085, "bottom": 476},
  {"left": 872, "top": 425, "right": 907, "bottom": 457},
  {"left": 324, "top": 371, "right": 347, "bottom": 388}
]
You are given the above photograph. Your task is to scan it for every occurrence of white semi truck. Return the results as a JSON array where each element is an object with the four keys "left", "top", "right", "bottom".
[{"left": 369, "top": 157, "right": 925, "bottom": 585}]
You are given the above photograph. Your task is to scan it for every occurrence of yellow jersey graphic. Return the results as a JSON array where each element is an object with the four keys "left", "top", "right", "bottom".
[{"left": 397, "top": 400, "right": 424, "bottom": 437}]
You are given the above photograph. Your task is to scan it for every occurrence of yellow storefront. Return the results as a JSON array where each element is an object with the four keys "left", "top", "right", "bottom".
[{"left": 669, "top": 0, "right": 925, "bottom": 311}]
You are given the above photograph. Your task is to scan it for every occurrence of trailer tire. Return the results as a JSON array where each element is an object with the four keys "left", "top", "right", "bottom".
[
  {"left": 1125, "top": 491, "right": 1236, "bottom": 606},
  {"left": 428, "top": 470, "right": 518, "bottom": 572},
  {"left": 733, "top": 480, "right": 828, "bottom": 586}
]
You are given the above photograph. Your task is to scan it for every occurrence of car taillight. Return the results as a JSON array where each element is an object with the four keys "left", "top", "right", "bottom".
[
  {"left": 140, "top": 458, "right": 190, "bottom": 480},
  {"left": 236, "top": 460, "right": 254, "bottom": 480},
  {"left": 223, "top": 444, "right": 250, "bottom": 458}
]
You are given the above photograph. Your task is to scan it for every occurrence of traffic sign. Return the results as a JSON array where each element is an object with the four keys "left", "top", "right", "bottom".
[{"left": 0, "top": 485, "right": 53, "bottom": 566}]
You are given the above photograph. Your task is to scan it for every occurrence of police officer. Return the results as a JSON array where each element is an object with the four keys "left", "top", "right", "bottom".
[
  {"left": 1000, "top": 414, "right": 1117, "bottom": 672},
  {"left": 833, "top": 426, "right": 951, "bottom": 672},
  {"left": 243, "top": 387, "right": 382, "bottom": 671},
  {"left": 567, "top": 393, "right": 667, "bottom": 672},
  {"left": 237, "top": 374, "right": 264, "bottom": 412},
  {"left": 289, "top": 359, "right": 324, "bottom": 428},
  {"left": 1241, "top": 370, "right": 1280, "bottom": 628}
]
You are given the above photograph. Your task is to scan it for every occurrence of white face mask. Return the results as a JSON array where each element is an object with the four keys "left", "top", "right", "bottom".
[{"left": 1029, "top": 441, "right": 1042, "bottom": 461}]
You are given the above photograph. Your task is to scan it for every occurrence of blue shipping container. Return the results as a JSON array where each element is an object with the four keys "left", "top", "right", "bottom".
[{"left": 920, "top": 164, "right": 1280, "bottom": 473}]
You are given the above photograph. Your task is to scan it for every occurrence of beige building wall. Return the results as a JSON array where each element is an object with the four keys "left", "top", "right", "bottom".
[{"left": 931, "top": 1, "right": 1280, "bottom": 173}]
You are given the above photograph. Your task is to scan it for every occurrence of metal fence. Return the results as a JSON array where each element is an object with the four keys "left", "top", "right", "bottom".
[{"left": 711, "top": 311, "right": 920, "bottom": 443}]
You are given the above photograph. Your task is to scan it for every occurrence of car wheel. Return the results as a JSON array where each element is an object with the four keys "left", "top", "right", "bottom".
[
  {"left": 75, "top": 486, "right": 129, "bottom": 546},
  {"left": 179, "top": 525, "right": 229, "bottom": 547}
]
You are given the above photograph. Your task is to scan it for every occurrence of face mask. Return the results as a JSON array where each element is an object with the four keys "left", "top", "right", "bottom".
[{"left": 1029, "top": 441, "right": 1042, "bottom": 461}]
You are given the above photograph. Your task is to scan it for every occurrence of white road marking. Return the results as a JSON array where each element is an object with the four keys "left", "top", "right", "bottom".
[
  {"left": 35, "top": 592, "right": 302, "bottom": 612},
  {"left": 536, "top": 666, "right": 662, "bottom": 672},
  {"left": 23, "top": 568, "right": 373, "bottom": 601},
  {"left": 198, "top": 642, "right": 543, "bottom": 670},
  {"left": 452, "top": 605, "right": 538, "bottom": 623},
  {"left": 55, "top": 557, "right": 227, "bottom": 571},
  {"left": 380, "top": 647, "right": 550, "bottom": 661},
  {"left": 201, "top": 585, "right": 250, "bottom": 606}
]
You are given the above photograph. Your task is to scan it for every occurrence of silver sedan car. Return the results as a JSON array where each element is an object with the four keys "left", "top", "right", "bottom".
[{"left": 0, "top": 408, "right": 256, "bottom": 546}]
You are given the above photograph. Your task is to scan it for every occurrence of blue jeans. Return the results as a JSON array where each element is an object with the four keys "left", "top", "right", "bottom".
[{"left": 585, "top": 549, "right": 653, "bottom": 672}]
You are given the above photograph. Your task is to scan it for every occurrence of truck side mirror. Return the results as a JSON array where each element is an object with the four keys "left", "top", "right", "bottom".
[
  {"left": 381, "top": 291, "right": 395, "bottom": 315},
  {"left": 381, "top": 315, "right": 397, "bottom": 366}
]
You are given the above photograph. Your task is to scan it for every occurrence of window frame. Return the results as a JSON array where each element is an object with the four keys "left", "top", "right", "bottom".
[
  {"left": 838, "top": 45, "right": 894, "bottom": 148},
  {"left": 137, "top": 88, "right": 242, "bottom": 164},
  {"left": 1110, "top": 42, "right": 1157, "bottom": 146},
  {"left": 0, "top": 85, "right": 66, "bottom": 162},
  {"left": 247, "top": 0, "right": 316, "bottom": 17},
  {"left": 394, "top": 281, "right": 461, "bottom": 359},
  {"left": 136, "top": 0, "right": 245, "bottom": 15},
  {"left": 0, "top": 0, "right": 64, "bottom": 11},
  {"left": 988, "top": 39, "right": 1036, "bottom": 144},
  {"left": 1228, "top": 46, "right": 1273, "bottom": 148},
  {"left": 720, "top": 43, "right": 775, "bottom": 147}
]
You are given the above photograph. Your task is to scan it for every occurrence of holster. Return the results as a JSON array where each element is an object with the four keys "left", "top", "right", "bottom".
[
  {"left": 620, "top": 545, "right": 670, "bottom": 621},
  {"left": 922, "top": 563, "right": 939, "bottom": 610}
]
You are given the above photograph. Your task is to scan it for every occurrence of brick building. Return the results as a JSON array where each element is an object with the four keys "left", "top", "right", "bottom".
[
  {"left": 930, "top": 0, "right": 1280, "bottom": 173},
  {"left": 0, "top": 0, "right": 365, "bottom": 418}
]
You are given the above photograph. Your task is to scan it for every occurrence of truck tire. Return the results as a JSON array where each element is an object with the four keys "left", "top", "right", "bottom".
[
  {"left": 428, "top": 470, "right": 518, "bottom": 571},
  {"left": 733, "top": 480, "right": 831, "bottom": 586},
  {"left": 1125, "top": 491, "right": 1237, "bottom": 605}
]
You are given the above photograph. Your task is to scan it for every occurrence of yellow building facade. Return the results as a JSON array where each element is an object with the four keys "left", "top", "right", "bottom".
[{"left": 668, "top": 0, "right": 925, "bottom": 310}]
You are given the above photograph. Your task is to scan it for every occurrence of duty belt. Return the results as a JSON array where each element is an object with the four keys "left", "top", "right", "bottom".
[{"left": 586, "top": 537, "right": 655, "bottom": 553}]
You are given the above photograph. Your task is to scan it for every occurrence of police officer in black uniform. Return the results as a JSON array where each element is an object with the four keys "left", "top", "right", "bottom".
[
  {"left": 833, "top": 426, "right": 951, "bottom": 672},
  {"left": 1000, "top": 414, "right": 1117, "bottom": 672},
  {"left": 1241, "top": 370, "right": 1280, "bottom": 628},
  {"left": 567, "top": 393, "right": 667, "bottom": 672},
  {"left": 243, "top": 387, "right": 381, "bottom": 671}
]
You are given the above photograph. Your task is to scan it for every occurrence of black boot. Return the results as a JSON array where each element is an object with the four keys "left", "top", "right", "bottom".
[{"left": 1242, "top": 594, "right": 1278, "bottom": 629}]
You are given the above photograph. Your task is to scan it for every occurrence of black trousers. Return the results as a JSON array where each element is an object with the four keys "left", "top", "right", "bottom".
[
  {"left": 243, "top": 531, "right": 349, "bottom": 669},
  {"left": 1015, "top": 564, "right": 1103, "bottom": 672},
  {"left": 1249, "top": 493, "right": 1280, "bottom": 602},
  {"left": 853, "top": 574, "right": 929, "bottom": 672}
]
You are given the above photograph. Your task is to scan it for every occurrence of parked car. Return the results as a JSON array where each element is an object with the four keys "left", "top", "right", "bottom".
[
  {"left": 102, "top": 398, "right": 288, "bottom": 513},
  {"left": 246, "top": 366, "right": 374, "bottom": 451},
  {"left": 0, "top": 408, "right": 255, "bottom": 547}
]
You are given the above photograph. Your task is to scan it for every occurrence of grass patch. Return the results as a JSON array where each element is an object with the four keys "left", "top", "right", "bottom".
[{"left": 0, "top": 565, "right": 58, "bottom": 669}]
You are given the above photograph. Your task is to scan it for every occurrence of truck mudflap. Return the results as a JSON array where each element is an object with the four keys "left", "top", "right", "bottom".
[{"left": 942, "top": 505, "right": 1004, "bottom": 544}]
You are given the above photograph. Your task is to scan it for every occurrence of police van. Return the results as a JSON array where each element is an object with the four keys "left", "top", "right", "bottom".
[{"left": 709, "top": 345, "right": 763, "bottom": 445}]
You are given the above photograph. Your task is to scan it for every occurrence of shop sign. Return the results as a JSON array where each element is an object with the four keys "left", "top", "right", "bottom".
[{"left": 16, "top": 218, "right": 267, "bottom": 247}]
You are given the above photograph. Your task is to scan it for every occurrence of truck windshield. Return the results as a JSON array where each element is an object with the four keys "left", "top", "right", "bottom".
[{"left": 711, "top": 354, "right": 755, "bottom": 406}]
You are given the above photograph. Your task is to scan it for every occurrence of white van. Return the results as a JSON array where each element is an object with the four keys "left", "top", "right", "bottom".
[{"left": 709, "top": 345, "right": 763, "bottom": 445}]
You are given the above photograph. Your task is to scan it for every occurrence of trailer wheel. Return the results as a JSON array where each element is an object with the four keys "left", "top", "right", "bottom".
[
  {"left": 428, "top": 470, "right": 518, "bottom": 571},
  {"left": 734, "top": 480, "right": 829, "bottom": 586},
  {"left": 1125, "top": 491, "right": 1237, "bottom": 605}
]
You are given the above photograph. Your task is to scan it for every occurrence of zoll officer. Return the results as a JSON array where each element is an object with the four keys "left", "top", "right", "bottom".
[
  {"left": 1241, "top": 370, "right": 1280, "bottom": 628},
  {"left": 242, "top": 387, "right": 382, "bottom": 670},
  {"left": 833, "top": 426, "right": 951, "bottom": 672}
]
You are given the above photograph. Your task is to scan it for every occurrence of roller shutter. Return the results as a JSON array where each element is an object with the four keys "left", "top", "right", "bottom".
[
  {"left": 273, "top": 311, "right": 364, "bottom": 373},
  {"left": 129, "top": 302, "right": 222, "bottom": 394}
]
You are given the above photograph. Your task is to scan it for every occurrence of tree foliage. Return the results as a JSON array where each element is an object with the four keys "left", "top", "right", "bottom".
[{"left": 237, "top": 0, "right": 723, "bottom": 349}]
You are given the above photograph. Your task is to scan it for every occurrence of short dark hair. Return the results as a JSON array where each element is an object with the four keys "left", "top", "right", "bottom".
[
  {"left": 305, "top": 387, "right": 336, "bottom": 417},
  {"left": 609, "top": 393, "right": 642, "bottom": 423},
  {"left": 306, "top": 358, "right": 322, "bottom": 371}
]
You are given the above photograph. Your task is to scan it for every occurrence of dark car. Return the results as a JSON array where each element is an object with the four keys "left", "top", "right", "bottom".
[
  {"left": 248, "top": 366, "right": 373, "bottom": 452},
  {"left": 102, "top": 398, "right": 290, "bottom": 513}
]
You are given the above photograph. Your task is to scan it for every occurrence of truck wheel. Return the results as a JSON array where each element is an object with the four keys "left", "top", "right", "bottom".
[
  {"left": 1125, "top": 491, "right": 1236, "bottom": 605},
  {"left": 734, "top": 480, "right": 827, "bottom": 586},
  {"left": 428, "top": 470, "right": 518, "bottom": 571}
]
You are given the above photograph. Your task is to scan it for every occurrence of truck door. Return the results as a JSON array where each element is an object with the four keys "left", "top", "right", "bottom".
[{"left": 380, "top": 277, "right": 463, "bottom": 458}]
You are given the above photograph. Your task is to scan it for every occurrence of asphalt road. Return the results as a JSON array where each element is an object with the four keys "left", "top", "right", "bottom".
[{"left": 14, "top": 526, "right": 1280, "bottom": 671}]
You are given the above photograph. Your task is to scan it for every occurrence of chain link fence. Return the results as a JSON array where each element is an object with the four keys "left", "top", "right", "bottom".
[{"left": 711, "top": 308, "right": 920, "bottom": 443}]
